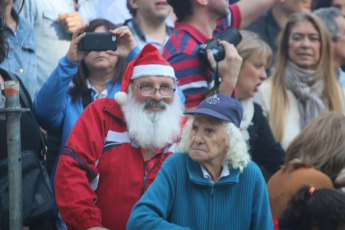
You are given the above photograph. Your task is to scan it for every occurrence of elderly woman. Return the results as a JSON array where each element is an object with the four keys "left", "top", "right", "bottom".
[
  {"left": 236, "top": 30, "right": 284, "bottom": 179},
  {"left": 267, "top": 112, "right": 345, "bottom": 219},
  {"left": 127, "top": 93, "right": 273, "bottom": 230},
  {"left": 254, "top": 11, "right": 345, "bottom": 150}
]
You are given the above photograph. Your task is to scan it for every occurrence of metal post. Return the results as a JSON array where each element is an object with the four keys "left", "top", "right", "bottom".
[{"left": 5, "top": 81, "right": 22, "bottom": 230}]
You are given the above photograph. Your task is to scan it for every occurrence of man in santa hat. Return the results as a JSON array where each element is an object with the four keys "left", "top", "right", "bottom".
[{"left": 54, "top": 44, "right": 185, "bottom": 230}]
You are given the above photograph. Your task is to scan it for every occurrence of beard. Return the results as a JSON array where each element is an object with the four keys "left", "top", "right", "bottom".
[
  {"left": 121, "top": 89, "right": 184, "bottom": 149},
  {"left": 210, "top": 0, "right": 229, "bottom": 20}
]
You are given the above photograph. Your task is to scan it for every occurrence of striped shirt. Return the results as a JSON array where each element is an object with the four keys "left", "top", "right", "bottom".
[{"left": 163, "top": 4, "right": 241, "bottom": 108}]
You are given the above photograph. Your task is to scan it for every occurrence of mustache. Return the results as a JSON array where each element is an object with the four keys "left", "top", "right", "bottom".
[{"left": 144, "top": 100, "right": 167, "bottom": 109}]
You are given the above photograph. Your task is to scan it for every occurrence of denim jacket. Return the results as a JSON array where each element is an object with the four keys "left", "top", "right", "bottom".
[{"left": 0, "top": 9, "right": 36, "bottom": 101}]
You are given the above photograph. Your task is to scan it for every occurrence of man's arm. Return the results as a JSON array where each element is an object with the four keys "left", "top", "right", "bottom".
[
  {"left": 237, "top": 0, "right": 279, "bottom": 29},
  {"left": 206, "top": 41, "right": 243, "bottom": 97}
]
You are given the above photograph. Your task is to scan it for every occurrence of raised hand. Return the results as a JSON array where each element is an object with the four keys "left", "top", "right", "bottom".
[
  {"left": 207, "top": 40, "right": 243, "bottom": 96},
  {"left": 57, "top": 11, "right": 83, "bottom": 34},
  {"left": 106, "top": 26, "right": 137, "bottom": 58},
  {"left": 66, "top": 24, "right": 90, "bottom": 63}
]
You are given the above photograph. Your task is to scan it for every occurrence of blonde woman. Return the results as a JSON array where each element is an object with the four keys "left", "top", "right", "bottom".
[
  {"left": 254, "top": 11, "right": 345, "bottom": 150},
  {"left": 236, "top": 30, "right": 285, "bottom": 180}
]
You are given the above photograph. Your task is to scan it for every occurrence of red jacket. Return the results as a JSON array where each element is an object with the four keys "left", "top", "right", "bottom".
[{"left": 55, "top": 98, "right": 184, "bottom": 230}]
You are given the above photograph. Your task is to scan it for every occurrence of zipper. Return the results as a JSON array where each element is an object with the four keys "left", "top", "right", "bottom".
[
  {"left": 209, "top": 185, "right": 215, "bottom": 230},
  {"left": 140, "top": 152, "right": 163, "bottom": 196}
]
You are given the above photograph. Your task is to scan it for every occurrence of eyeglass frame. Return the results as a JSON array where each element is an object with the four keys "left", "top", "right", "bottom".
[{"left": 131, "top": 80, "right": 176, "bottom": 98}]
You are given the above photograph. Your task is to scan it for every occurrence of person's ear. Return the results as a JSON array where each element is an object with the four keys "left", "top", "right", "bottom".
[{"left": 195, "top": 0, "right": 208, "bottom": 7}]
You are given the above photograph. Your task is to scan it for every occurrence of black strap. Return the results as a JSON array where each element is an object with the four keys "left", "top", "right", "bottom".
[
  {"left": 204, "top": 62, "right": 220, "bottom": 98},
  {"left": 82, "top": 89, "right": 93, "bottom": 109},
  {"left": 6, "top": 72, "right": 47, "bottom": 160}
]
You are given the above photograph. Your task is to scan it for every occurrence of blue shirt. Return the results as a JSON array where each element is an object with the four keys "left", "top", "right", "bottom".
[
  {"left": 20, "top": 0, "right": 104, "bottom": 95},
  {"left": 0, "top": 9, "right": 36, "bottom": 100}
]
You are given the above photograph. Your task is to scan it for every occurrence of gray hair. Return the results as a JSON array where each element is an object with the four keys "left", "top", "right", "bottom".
[
  {"left": 175, "top": 118, "right": 251, "bottom": 172},
  {"left": 314, "top": 7, "right": 342, "bottom": 41}
]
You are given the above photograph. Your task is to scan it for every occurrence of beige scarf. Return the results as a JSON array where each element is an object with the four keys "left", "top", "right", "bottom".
[
  {"left": 239, "top": 98, "right": 254, "bottom": 141},
  {"left": 285, "top": 59, "right": 325, "bottom": 128}
]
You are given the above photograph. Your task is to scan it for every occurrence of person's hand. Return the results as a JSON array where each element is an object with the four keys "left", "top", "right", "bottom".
[
  {"left": 86, "top": 227, "right": 110, "bottom": 230},
  {"left": 66, "top": 24, "right": 90, "bottom": 63},
  {"left": 206, "top": 41, "right": 243, "bottom": 96},
  {"left": 57, "top": 11, "right": 83, "bottom": 33},
  {"left": 106, "top": 26, "right": 137, "bottom": 58}
]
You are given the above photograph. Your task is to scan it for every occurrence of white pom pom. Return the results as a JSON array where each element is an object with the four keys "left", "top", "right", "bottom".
[{"left": 114, "top": 91, "right": 128, "bottom": 105}]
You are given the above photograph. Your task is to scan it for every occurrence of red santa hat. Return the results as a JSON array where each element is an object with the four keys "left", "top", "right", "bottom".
[{"left": 114, "top": 44, "right": 176, "bottom": 104}]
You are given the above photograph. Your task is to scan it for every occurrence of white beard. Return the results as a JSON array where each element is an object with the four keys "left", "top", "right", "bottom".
[{"left": 121, "top": 89, "right": 184, "bottom": 149}]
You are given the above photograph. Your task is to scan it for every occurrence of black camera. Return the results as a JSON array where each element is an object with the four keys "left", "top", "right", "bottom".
[
  {"left": 78, "top": 32, "right": 117, "bottom": 51},
  {"left": 198, "top": 27, "right": 242, "bottom": 62}
]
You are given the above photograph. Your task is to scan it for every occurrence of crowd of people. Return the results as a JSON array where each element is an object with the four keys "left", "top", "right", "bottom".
[{"left": 2, "top": 0, "right": 345, "bottom": 229}]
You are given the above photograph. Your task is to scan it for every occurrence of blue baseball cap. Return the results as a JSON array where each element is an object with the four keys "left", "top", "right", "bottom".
[{"left": 184, "top": 93, "right": 243, "bottom": 128}]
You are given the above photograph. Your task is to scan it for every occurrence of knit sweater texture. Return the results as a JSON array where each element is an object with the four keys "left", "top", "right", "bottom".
[{"left": 127, "top": 153, "right": 273, "bottom": 230}]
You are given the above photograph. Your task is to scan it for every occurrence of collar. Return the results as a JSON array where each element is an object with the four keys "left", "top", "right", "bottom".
[
  {"left": 187, "top": 155, "right": 240, "bottom": 186},
  {"left": 200, "top": 163, "right": 230, "bottom": 184},
  {"left": 174, "top": 22, "right": 209, "bottom": 44},
  {"left": 103, "top": 99, "right": 126, "bottom": 121},
  {"left": 125, "top": 18, "right": 174, "bottom": 42},
  {"left": 86, "top": 78, "right": 111, "bottom": 100},
  {"left": 10, "top": 8, "right": 19, "bottom": 22}
]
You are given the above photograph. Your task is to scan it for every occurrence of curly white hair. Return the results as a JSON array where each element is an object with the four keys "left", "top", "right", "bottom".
[{"left": 175, "top": 117, "right": 251, "bottom": 172}]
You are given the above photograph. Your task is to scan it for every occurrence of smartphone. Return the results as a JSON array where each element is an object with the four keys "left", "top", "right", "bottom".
[{"left": 78, "top": 32, "right": 117, "bottom": 51}]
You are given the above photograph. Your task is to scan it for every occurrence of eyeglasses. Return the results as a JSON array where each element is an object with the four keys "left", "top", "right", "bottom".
[{"left": 132, "top": 81, "right": 176, "bottom": 98}]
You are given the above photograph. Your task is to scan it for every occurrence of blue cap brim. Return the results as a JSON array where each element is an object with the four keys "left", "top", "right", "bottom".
[{"left": 184, "top": 107, "right": 233, "bottom": 122}]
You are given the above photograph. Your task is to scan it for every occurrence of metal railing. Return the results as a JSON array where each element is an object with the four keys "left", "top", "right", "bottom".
[{"left": 0, "top": 81, "right": 29, "bottom": 230}]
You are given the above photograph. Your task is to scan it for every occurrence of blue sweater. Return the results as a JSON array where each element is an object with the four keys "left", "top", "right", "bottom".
[{"left": 127, "top": 153, "right": 273, "bottom": 230}]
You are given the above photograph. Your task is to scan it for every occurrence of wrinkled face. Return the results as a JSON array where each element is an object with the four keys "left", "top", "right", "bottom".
[
  {"left": 333, "top": 15, "right": 345, "bottom": 64},
  {"left": 332, "top": 0, "right": 345, "bottom": 17},
  {"left": 83, "top": 26, "right": 118, "bottom": 73},
  {"left": 130, "top": 75, "right": 175, "bottom": 112},
  {"left": 131, "top": 0, "right": 171, "bottom": 21},
  {"left": 282, "top": 0, "right": 311, "bottom": 13},
  {"left": 188, "top": 115, "right": 228, "bottom": 168},
  {"left": 237, "top": 55, "right": 268, "bottom": 100},
  {"left": 288, "top": 21, "right": 321, "bottom": 70}
]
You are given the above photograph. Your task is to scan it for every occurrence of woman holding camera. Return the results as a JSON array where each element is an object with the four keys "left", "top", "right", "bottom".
[
  {"left": 32, "top": 18, "right": 138, "bottom": 189},
  {"left": 254, "top": 12, "right": 345, "bottom": 150}
]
